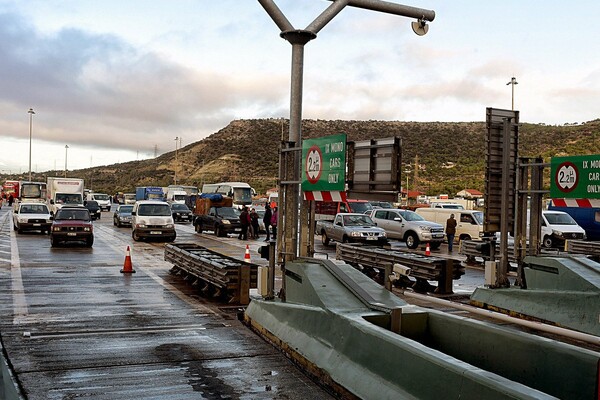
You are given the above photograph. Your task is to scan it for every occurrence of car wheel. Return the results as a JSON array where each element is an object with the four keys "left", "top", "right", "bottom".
[
  {"left": 214, "top": 225, "right": 222, "bottom": 237},
  {"left": 195, "top": 223, "right": 202, "bottom": 233},
  {"left": 405, "top": 232, "right": 419, "bottom": 249},
  {"left": 50, "top": 235, "right": 57, "bottom": 247},
  {"left": 132, "top": 230, "right": 141, "bottom": 242},
  {"left": 543, "top": 235, "right": 554, "bottom": 249},
  {"left": 321, "top": 232, "right": 330, "bottom": 246},
  {"left": 86, "top": 237, "right": 94, "bottom": 247},
  {"left": 17, "top": 227, "right": 22, "bottom": 234},
  {"left": 342, "top": 235, "right": 350, "bottom": 244}
]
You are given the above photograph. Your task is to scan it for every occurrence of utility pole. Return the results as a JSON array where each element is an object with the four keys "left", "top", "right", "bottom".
[
  {"left": 28, "top": 108, "right": 35, "bottom": 182},
  {"left": 506, "top": 76, "right": 518, "bottom": 111},
  {"left": 174, "top": 137, "right": 179, "bottom": 185}
]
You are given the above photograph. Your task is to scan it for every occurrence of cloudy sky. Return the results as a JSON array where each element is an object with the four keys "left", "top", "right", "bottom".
[{"left": 1, "top": 0, "right": 599, "bottom": 173}]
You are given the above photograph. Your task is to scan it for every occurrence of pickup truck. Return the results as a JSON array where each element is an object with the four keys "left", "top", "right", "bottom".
[
  {"left": 367, "top": 208, "right": 445, "bottom": 249},
  {"left": 317, "top": 213, "right": 387, "bottom": 246}
]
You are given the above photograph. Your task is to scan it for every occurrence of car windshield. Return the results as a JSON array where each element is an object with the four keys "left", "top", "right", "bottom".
[
  {"left": 86, "top": 201, "right": 99, "bottom": 207},
  {"left": 219, "top": 208, "right": 241, "bottom": 218},
  {"left": 20, "top": 205, "right": 49, "bottom": 214},
  {"left": 93, "top": 194, "right": 109, "bottom": 200},
  {"left": 55, "top": 209, "right": 90, "bottom": 221},
  {"left": 472, "top": 211, "right": 484, "bottom": 225},
  {"left": 545, "top": 212, "right": 577, "bottom": 225},
  {"left": 171, "top": 204, "right": 189, "bottom": 211},
  {"left": 56, "top": 193, "right": 83, "bottom": 204},
  {"left": 343, "top": 215, "right": 375, "bottom": 226},
  {"left": 138, "top": 204, "right": 171, "bottom": 216},
  {"left": 118, "top": 206, "right": 133, "bottom": 213},
  {"left": 350, "top": 202, "right": 373, "bottom": 213}
]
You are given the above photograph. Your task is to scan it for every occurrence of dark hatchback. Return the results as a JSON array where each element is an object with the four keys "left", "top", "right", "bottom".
[
  {"left": 50, "top": 206, "right": 94, "bottom": 247},
  {"left": 171, "top": 203, "right": 193, "bottom": 223},
  {"left": 84, "top": 200, "right": 102, "bottom": 220}
]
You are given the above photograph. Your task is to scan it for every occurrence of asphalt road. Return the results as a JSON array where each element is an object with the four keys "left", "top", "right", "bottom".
[{"left": 0, "top": 206, "right": 334, "bottom": 399}]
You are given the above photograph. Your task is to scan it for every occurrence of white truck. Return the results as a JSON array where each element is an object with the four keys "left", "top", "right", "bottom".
[{"left": 47, "top": 177, "right": 85, "bottom": 215}]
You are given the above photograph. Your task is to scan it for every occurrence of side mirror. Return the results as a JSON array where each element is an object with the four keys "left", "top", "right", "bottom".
[
  {"left": 49, "top": 216, "right": 53, "bottom": 220},
  {"left": 131, "top": 211, "right": 136, "bottom": 216},
  {"left": 50, "top": 199, "right": 55, "bottom": 205}
]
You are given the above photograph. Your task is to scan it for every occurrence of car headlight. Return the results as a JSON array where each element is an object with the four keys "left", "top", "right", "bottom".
[
  {"left": 18, "top": 217, "right": 28, "bottom": 223},
  {"left": 380, "top": 231, "right": 387, "bottom": 237},
  {"left": 136, "top": 223, "right": 147, "bottom": 228},
  {"left": 52, "top": 226, "right": 61, "bottom": 232},
  {"left": 165, "top": 224, "right": 174, "bottom": 229},
  {"left": 350, "top": 231, "right": 362, "bottom": 237},
  {"left": 222, "top": 220, "right": 231, "bottom": 224},
  {"left": 552, "top": 230, "right": 564, "bottom": 238},
  {"left": 84, "top": 227, "right": 91, "bottom": 232}
]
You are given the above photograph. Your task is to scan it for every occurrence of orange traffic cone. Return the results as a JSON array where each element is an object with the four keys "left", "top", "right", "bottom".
[
  {"left": 120, "top": 245, "right": 136, "bottom": 273},
  {"left": 425, "top": 242, "right": 431, "bottom": 257},
  {"left": 244, "top": 245, "right": 251, "bottom": 263}
]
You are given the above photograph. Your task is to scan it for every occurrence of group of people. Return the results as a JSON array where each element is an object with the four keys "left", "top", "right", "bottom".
[{"left": 238, "top": 204, "right": 278, "bottom": 241}]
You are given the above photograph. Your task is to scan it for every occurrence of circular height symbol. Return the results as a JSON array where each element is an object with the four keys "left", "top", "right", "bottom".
[
  {"left": 554, "top": 161, "right": 578, "bottom": 193},
  {"left": 305, "top": 145, "right": 322, "bottom": 185}
]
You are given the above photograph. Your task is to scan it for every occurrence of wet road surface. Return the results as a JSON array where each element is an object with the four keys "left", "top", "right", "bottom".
[{"left": 0, "top": 206, "right": 333, "bottom": 399}]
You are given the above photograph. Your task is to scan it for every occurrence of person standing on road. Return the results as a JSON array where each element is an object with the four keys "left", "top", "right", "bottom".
[
  {"left": 250, "top": 208, "right": 260, "bottom": 239},
  {"left": 445, "top": 213, "right": 457, "bottom": 252},
  {"left": 239, "top": 206, "right": 249, "bottom": 240},
  {"left": 271, "top": 206, "right": 278, "bottom": 241},
  {"left": 263, "top": 203, "right": 272, "bottom": 241}
]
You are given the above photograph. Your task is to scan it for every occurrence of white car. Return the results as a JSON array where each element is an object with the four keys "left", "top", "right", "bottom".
[
  {"left": 13, "top": 202, "right": 53, "bottom": 234},
  {"left": 541, "top": 210, "right": 586, "bottom": 248},
  {"left": 87, "top": 193, "right": 112, "bottom": 211}
]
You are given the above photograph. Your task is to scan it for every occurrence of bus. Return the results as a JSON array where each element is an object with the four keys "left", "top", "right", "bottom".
[
  {"left": 201, "top": 182, "right": 254, "bottom": 206},
  {"left": 2, "top": 180, "right": 19, "bottom": 200},
  {"left": 19, "top": 181, "right": 47, "bottom": 203}
]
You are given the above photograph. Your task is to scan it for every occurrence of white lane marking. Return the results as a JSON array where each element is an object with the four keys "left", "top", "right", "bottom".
[{"left": 10, "top": 221, "right": 29, "bottom": 324}]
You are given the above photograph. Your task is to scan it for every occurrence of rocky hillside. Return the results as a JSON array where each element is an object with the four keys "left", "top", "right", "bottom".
[{"left": 10, "top": 118, "right": 600, "bottom": 196}]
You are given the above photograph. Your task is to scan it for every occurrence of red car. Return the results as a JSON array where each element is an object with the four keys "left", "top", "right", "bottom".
[{"left": 50, "top": 206, "right": 94, "bottom": 247}]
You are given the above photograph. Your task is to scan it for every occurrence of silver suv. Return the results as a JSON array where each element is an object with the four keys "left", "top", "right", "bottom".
[{"left": 368, "top": 209, "right": 445, "bottom": 249}]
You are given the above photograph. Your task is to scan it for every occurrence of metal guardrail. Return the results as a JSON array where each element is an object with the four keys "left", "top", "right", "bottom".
[
  {"left": 566, "top": 240, "right": 600, "bottom": 257},
  {"left": 164, "top": 243, "right": 258, "bottom": 305},
  {"left": 335, "top": 243, "right": 464, "bottom": 295},
  {"left": 459, "top": 240, "right": 518, "bottom": 263}
]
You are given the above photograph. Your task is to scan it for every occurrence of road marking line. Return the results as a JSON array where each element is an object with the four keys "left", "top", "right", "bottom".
[{"left": 10, "top": 223, "right": 29, "bottom": 324}]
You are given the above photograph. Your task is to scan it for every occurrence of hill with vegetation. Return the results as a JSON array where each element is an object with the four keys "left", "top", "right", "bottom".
[{"left": 7, "top": 118, "right": 600, "bottom": 197}]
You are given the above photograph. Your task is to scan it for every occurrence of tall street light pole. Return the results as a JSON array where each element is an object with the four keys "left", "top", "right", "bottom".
[
  {"left": 28, "top": 108, "right": 35, "bottom": 181},
  {"left": 174, "top": 137, "right": 179, "bottom": 185},
  {"left": 64, "top": 145, "right": 69, "bottom": 178},
  {"left": 506, "top": 76, "right": 518, "bottom": 111}
]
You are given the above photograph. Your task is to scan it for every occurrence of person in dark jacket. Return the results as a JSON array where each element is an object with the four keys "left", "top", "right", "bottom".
[
  {"left": 239, "top": 206, "right": 249, "bottom": 240},
  {"left": 263, "top": 204, "right": 272, "bottom": 241},
  {"left": 250, "top": 208, "right": 260, "bottom": 239},
  {"left": 445, "top": 213, "right": 457, "bottom": 252}
]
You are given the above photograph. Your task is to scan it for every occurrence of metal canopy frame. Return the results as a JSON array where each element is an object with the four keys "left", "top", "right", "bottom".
[{"left": 259, "top": 0, "right": 435, "bottom": 300}]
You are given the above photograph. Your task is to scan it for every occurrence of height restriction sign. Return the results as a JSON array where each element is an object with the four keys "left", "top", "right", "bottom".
[
  {"left": 301, "top": 133, "right": 346, "bottom": 192},
  {"left": 550, "top": 155, "right": 600, "bottom": 199}
]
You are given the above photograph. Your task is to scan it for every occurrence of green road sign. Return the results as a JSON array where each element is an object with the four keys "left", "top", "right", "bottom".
[
  {"left": 302, "top": 133, "right": 346, "bottom": 192},
  {"left": 550, "top": 154, "right": 600, "bottom": 198}
]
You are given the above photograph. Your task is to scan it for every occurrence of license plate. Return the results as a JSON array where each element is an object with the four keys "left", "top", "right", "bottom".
[
  {"left": 33, "top": 223, "right": 41, "bottom": 226},
  {"left": 67, "top": 232, "right": 77, "bottom": 236},
  {"left": 433, "top": 234, "right": 444, "bottom": 238},
  {"left": 366, "top": 236, "right": 377, "bottom": 240},
  {"left": 150, "top": 231, "right": 162, "bottom": 235}
]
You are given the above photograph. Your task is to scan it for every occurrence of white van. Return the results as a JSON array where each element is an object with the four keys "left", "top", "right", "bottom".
[
  {"left": 86, "top": 193, "right": 111, "bottom": 211},
  {"left": 415, "top": 208, "right": 484, "bottom": 242},
  {"left": 131, "top": 200, "right": 176, "bottom": 242},
  {"left": 541, "top": 210, "right": 586, "bottom": 248}
]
